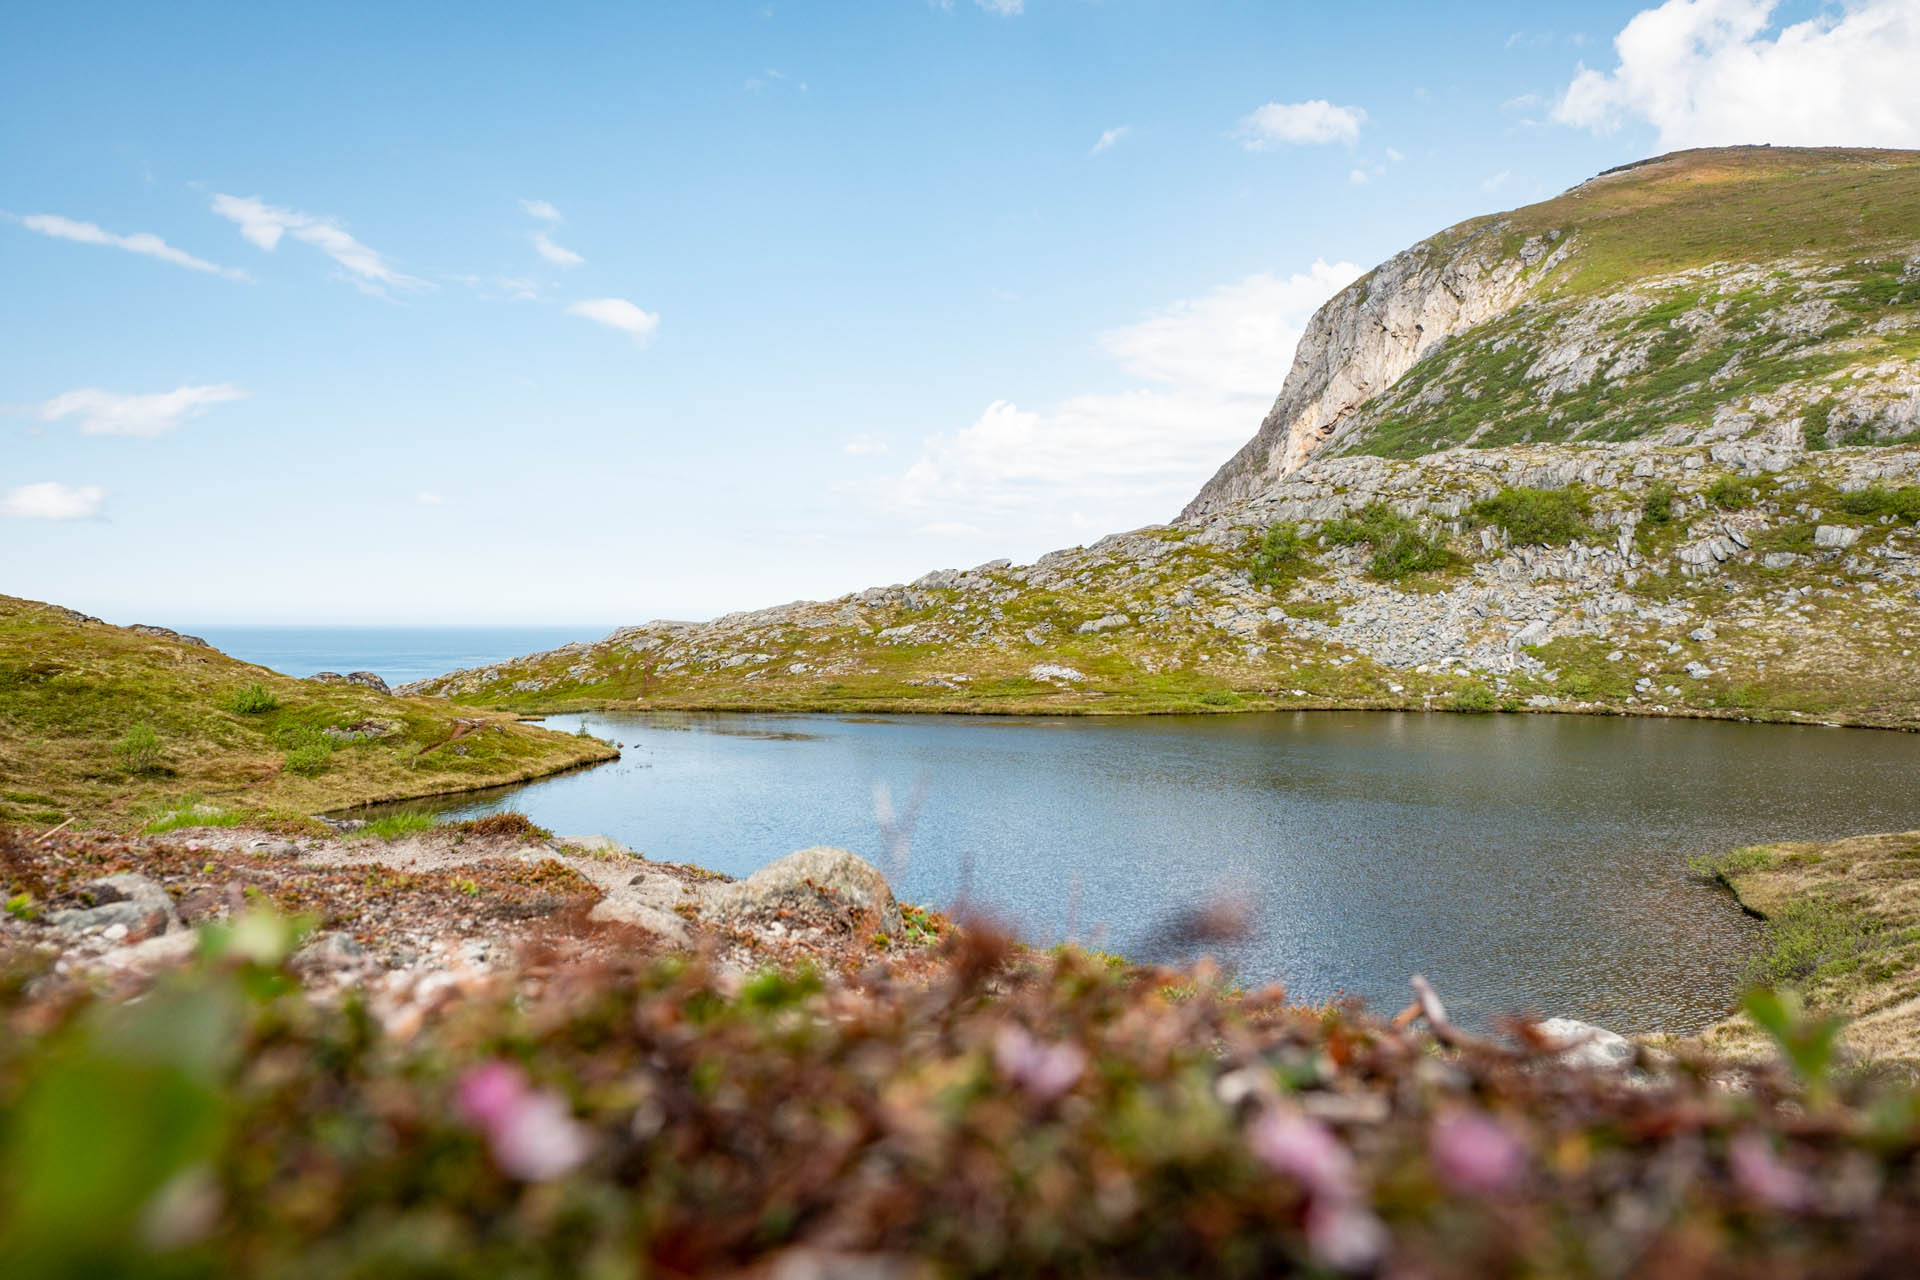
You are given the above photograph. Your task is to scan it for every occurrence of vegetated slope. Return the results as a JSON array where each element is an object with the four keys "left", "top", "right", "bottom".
[
  {"left": 405, "top": 439, "right": 1920, "bottom": 728},
  {"left": 1186, "top": 146, "right": 1920, "bottom": 515},
  {"left": 0, "top": 595, "right": 615, "bottom": 829},
  {"left": 405, "top": 149, "right": 1920, "bottom": 728}
]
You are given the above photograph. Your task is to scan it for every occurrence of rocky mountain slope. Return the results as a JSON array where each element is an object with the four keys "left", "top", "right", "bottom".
[
  {"left": 1188, "top": 146, "right": 1920, "bottom": 514},
  {"left": 405, "top": 148, "right": 1920, "bottom": 729}
]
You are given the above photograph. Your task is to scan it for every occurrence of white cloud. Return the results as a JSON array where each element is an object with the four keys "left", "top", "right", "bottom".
[
  {"left": 416, "top": 490, "right": 452, "bottom": 506},
  {"left": 15, "top": 214, "right": 249, "bottom": 281},
  {"left": 976, "top": 0, "right": 1023, "bottom": 14},
  {"left": 915, "top": 522, "right": 986, "bottom": 537},
  {"left": 1482, "top": 170, "right": 1513, "bottom": 192},
  {"left": 844, "top": 433, "right": 889, "bottom": 456},
  {"left": 39, "top": 384, "right": 249, "bottom": 437},
  {"left": 867, "top": 260, "right": 1363, "bottom": 544},
  {"left": 1091, "top": 125, "right": 1131, "bottom": 155},
  {"left": 1555, "top": 0, "right": 1920, "bottom": 148},
  {"left": 1236, "top": 99, "right": 1366, "bottom": 148},
  {"left": 532, "top": 230, "right": 585, "bottom": 267},
  {"left": 2, "top": 481, "right": 105, "bottom": 520},
  {"left": 567, "top": 297, "right": 660, "bottom": 345},
  {"left": 1349, "top": 168, "right": 1368, "bottom": 184},
  {"left": 1385, "top": 146, "right": 1406, "bottom": 163},
  {"left": 520, "top": 198, "right": 563, "bottom": 222},
  {"left": 210, "top": 193, "right": 428, "bottom": 293}
]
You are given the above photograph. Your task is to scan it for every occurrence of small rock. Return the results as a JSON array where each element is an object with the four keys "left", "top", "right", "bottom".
[
  {"left": 716, "top": 846, "right": 903, "bottom": 937},
  {"left": 48, "top": 873, "right": 181, "bottom": 939},
  {"left": 1814, "top": 524, "right": 1860, "bottom": 550}
]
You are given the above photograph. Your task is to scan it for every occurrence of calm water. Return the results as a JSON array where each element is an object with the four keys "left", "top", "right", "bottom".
[
  {"left": 364, "top": 710, "right": 1920, "bottom": 1032},
  {"left": 190, "top": 626, "right": 610, "bottom": 687}
]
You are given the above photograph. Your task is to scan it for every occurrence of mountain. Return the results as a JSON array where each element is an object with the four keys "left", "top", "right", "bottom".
[
  {"left": 403, "top": 148, "right": 1920, "bottom": 730},
  {"left": 1188, "top": 146, "right": 1920, "bottom": 514},
  {"left": 0, "top": 595, "right": 613, "bottom": 829}
]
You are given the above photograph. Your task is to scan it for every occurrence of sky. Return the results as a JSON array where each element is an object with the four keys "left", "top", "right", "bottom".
[{"left": 6, "top": 0, "right": 1920, "bottom": 626}]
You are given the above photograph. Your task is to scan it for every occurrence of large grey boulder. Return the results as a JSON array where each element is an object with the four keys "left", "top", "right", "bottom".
[
  {"left": 716, "top": 847, "right": 902, "bottom": 937},
  {"left": 48, "top": 872, "right": 181, "bottom": 939},
  {"left": 1535, "top": 1017, "right": 1635, "bottom": 1070}
]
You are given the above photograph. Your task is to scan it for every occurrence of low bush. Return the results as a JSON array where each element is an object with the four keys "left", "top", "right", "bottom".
[
  {"left": 1451, "top": 682, "right": 1497, "bottom": 713},
  {"left": 1319, "top": 504, "right": 1455, "bottom": 582},
  {"left": 1837, "top": 485, "right": 1920, "bottom": 523},
  {"left": 1641, "top": 481, "right": 1678, "bottom": 524},
  {"left": 1706, "top": 475, "right": 1758, "bottom": 511},
  {"left": 227, "top": 683, "right": 279, "bottom": 715},
  {"left": 1248, "top": 522, "right": 1311, "bottom": 589},
  {"left": 454, "top": 810, "right": 554, "bottom": 840},
  {"left": 1467, "top": 486, "right": 1592, "bottom": 546},
  {"left": 113, "top": 722, "right": 164, "bottom": 774}
]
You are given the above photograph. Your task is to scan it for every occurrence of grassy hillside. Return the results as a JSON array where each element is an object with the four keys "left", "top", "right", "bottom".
[
  {"left": 1334, "top": 147, "right": 1920, "bottom": 460},
  {"left": 0, "top": 595, "right": 616, "bottom": 830},
  {"left": 1693, "top": 829, "right": 1920, "bottom": 1077}
]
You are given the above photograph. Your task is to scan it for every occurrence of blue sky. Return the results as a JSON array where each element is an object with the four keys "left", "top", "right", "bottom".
[{"left": 5, "top": 0, "right": 1914, "bottom": 624}]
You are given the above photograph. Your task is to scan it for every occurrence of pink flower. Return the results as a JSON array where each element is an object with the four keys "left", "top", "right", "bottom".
[
  {"left": 993, "top": 1026, "right": 1086, "bottom": 1104},
  {"left": 455, "top": 1061, "right": 591, "bottom": 1181},
  {"left": 1729, "top": 1132, "right": 1809, "bottom": 1211},
  {"left": 1248, "top": 1108, "right": 1355, "bottom": 1202},
  {"left": 1248, "top": 1108, "right": 1383, "bottom": 1271},
  {"left": 1429, "top": 1110, "right": 1525, "bottom": 1196}
]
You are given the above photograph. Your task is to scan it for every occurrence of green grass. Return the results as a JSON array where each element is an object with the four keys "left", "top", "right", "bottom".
[{"left": 0, "top": 594, "right": 617, "bottom": 830}]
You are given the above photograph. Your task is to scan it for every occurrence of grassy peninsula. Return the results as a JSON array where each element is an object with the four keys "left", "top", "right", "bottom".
[{"left": 0, "top": 595, "right": 615, "bottom": 831}]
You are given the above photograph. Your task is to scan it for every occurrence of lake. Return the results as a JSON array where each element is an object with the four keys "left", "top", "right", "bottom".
[{"left": 366, "top": 709, "right": 1920, "bottom": 1032}]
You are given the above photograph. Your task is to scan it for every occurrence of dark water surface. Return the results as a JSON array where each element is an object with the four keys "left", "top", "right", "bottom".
[{"left": 374, "top": 710, "right": 1920, "bottom": 1033}]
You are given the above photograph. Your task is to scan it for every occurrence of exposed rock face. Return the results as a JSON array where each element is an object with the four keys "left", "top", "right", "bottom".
[
  {"left": 129, "top": 624, "right": 211, "bottom": 648},
  {"left": 1185, "top": 227, "right": 1572, "bottom": 517},
  {"left": 311, "top": 671, "right": 393, "bottom": 695}
]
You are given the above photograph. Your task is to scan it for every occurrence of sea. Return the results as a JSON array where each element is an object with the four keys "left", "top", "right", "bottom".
[{"left": 189, "top": 626, "right": 615, "bottom": 688}]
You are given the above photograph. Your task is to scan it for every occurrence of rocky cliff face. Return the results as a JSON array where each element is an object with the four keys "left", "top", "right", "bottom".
[
  {"left": 1183, "top": 226, "right": 1571, "bottom": 517},
  {"left": 1188, "top": 147, "right": 1920, "bottom": 516}
]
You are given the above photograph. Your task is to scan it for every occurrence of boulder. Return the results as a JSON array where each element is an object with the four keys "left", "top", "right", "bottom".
[
  {"left": 309, "top": 671, "right": 393, "bottom": 694},
  {"left": 48, "top": 872, "right": 181, "bottom": 939},
  {"left": 1535, "top": 1017, "right": 1635, "bottom": 1070},
  {"left": 716, "top": 847, "right": 902, "bottom": 937},
  {"left": 1814, "top": 524, "right": 1861, "bottom": 550}
]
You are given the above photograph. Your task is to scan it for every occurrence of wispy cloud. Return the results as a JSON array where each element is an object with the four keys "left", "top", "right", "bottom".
[
  {"left": 976, "top": 0, "right": 1023, "bottom": 14},
  {"left": 532, "top": 230, "right": 585, "bottom": 267},
  {"left": 1555, "top": 0, "right": 1920, "bottom": 148},
  {"left": 2, "top": 481, "right": 106, "bottom": 520},
  {"left": 865, "top": 259, "right": 1364, "bottom": 546},
  {"left": 567, "top": 297, "right": 660, "bottom": 346},
  {"left": 915, "top": 521, "right": 985, "bottom": 537},
  {"left": 1236, "top": 99, "right": 1367, "bottom": 148},
  {"left": 745, "top": 67, "right": 809, "bottom": 92},
  {"left": 13, "top": 213, "right": 250, "bottom": 281},
  {"left": 1481, "top": 170, "right": 1513, "bottom": 193},
  {"left": 211, "top": 194, "right": 428, "bottom": 294},
  {"left": 39, "top": 384, "right": 249, "bottom": 437},
  {"left": 519, "top": 198, "right": 563, "bottom": 222},
  {"left": 1090, "top": 125, "right": 1131, "bottom": 155},
  {"left": 416, "top": 490, "right": 453, "bottom": 506},
  {"left": 844, "top": 433, "right": 889, "bottom": 456}
]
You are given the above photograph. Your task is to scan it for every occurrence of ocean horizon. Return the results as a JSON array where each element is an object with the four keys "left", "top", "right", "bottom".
[{"left": 187, "top": 625, "right": 618, "bottom": 688}]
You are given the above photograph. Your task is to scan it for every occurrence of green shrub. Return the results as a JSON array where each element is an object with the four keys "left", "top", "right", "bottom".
[
  {"left": 1319, "top": 504, "right": 1455, "bottom": 582},
  {"left": 1705, "top": 475, "right": 1757, "bottom": 510},
  {"left": 284, "top": 743, "right": 332, "bottom": 777},
  {"left": 1467, "top": 486, "right": 1592, "bottom": 546},
  {"left": 1197, "top": 690, "right": 1240, "bottom": 707},
  {"left": 113, "top": 722, "right": 164, "bottom": 774},
  {"left": 1451, "top": 682, "right": 1497, "bottom": 713},
  {"left": 1248, "top": 522, "right": 1311, "bottom": 588},
  {"left": 1641, "top": 481, "right": 1677, "bottom": 524},
  {"left": 1838, "top": 485, "right": 1920, "bottom": 523},
  {"left": 228, "top": 683, "right": 279, "bottom": 715},
  {"left": 354, "top": 811, "right": 437, "bottom": 840}
]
